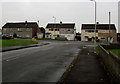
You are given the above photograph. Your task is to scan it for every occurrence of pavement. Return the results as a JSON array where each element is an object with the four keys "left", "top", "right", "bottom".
[{"left": 58, "top": 45, "right": 111, "bottom": 83}]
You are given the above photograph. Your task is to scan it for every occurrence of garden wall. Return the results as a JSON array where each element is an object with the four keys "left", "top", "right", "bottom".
[{"left": 98, "top": 44, "right": 120, "bottom": 83}]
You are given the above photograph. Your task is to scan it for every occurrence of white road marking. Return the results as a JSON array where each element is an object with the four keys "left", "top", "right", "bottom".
[{"left": 5, "top": 56, "right": 20, "bottom": 61}]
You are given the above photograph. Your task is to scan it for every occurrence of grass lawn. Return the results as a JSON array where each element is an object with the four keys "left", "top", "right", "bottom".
[
  {"left": 108, "top": 49, "right": 120, "bottom": 57},
  {"left": 0, "top": 39, "right": 38, "bottom": 48}
]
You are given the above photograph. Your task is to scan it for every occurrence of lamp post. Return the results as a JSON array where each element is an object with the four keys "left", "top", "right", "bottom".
[
  {"left": 108, "top": 12, "right": 111, "bottom": 44},
  {"left": 53, "top": 16, "right": 56, "bottom": 27},
  {"left": 90, "top": 0, "right": 97, "bottom": 52},
  {"left": 53, "top": 16, "right": 56, "bottom": 39}
]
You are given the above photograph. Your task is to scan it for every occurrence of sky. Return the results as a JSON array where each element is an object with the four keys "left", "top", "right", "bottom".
[
  {"left": 118, "top": 1, "right": 120, "bottom": 33},
  {"left": 0, "top": 0, "right": 119, "bottom": 33}
]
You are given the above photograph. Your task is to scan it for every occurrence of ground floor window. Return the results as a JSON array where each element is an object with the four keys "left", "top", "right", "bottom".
[{"left": 101, "top": 36, "right": 106, "bottom": 40}]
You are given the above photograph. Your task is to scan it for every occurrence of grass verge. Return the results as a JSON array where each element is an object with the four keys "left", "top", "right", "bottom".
[
  {"left": 96, "top": 46, "right": 100, "bottom": 55},
  {"left": 108, "top": 49, "right": 120, "bottom": 57},
  {"left": 0, "top": 39, "right": 38, "bottom": 48}
]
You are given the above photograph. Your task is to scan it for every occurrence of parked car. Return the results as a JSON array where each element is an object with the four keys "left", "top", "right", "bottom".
[{"left": 2, "top": 34, "right": 13, "bottom": 39}]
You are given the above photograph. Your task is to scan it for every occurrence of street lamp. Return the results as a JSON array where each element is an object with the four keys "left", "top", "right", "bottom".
[
  {"left": 90, "top": 0, "right": 97, "bottom": 52},
  {"left": 108, "top": 12, "right": 111, "bottom": 44},
  {"left": 53, "top": 16, "right": 56, "bottom": 39},
  {"left": 53, "top": 16, "right": 56, "bottom": 25}
]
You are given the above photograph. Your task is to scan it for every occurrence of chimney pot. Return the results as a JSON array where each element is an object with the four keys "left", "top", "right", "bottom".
[{"left": 96, "top": 22, "right": 99, "bottom": 24}]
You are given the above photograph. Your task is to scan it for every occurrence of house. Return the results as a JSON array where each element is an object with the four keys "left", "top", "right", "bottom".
[
  {"left": 38, "top": 27, "right": 45, "bottom": 39},
  {"left": 2, "top": 21, "right": 40, "bottom": 38},
  {"left": 117, "top": 33, "right": 120, "bottom": 43},
  {"left": 81, "top": 23, "right": 117, "bottom": 43},
  {"left": 45, "top": 22, "right": 76, "bottom": 40},
  {"left": 75, "top": 33, "right": 81, "bottom": 41}
]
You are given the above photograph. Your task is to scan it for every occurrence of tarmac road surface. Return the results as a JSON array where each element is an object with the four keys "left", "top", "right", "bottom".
[{"left": 2, "top": 41, "right": 93, "bottom": 82}]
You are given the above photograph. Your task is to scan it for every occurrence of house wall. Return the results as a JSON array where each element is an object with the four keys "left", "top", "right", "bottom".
[
  {"left": 2, "top": 28, "right": 32, "bottom": 38},
  {"left": 81, "top": 30, "right": 98, "bottom": 41},
  {"left": 60, "top": 34, "right": 75, "bottom": 40},
  {"left": 98, "top": 30, "right": 117, "bottom": 42},
  {"left": 37, "top": 33, "right": 43, "bottom": 39},
  {"left": 59, "top": 28, "right": 74, "bottom": 34},
  {"left": 32, "top": 26, "right": 39, "bottom": 37},
  {"left": 45, "top": 28, "right": 75, "bottom": 40},
  {"left": 45, "top": 28, "right": 60, "bottom": 39},
  {"left": 60, "top": 28, "right": 75, "bottom": 40},
  {"left": 81, "top": 29, "right": 117, "bottom": 42}
]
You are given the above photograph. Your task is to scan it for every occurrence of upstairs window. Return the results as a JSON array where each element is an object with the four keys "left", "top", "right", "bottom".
[
  {"left": 55, "top": 29, "right": 59, "bottom": 31},
  {"left": 18, "top": 28, "right": 22, "bottom": 31},
  {"left": 49, "top": 29, "right": 53, "bottom": 31},
  {"left": 85, "top": 30, "right": 98, "bottom": 33}
]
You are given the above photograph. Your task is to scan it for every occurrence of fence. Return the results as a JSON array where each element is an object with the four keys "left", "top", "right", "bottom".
[{"left": 98, "top": 44, "right": 120, "bottom": 83}]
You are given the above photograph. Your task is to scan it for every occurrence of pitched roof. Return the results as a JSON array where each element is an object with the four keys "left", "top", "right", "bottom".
[
  {"left": 2, "top": 22, "right": 38, "bottom": 28},
  {"left": 46, "top": 23, "right": 75, "bottom": 29},
  {"left": 81, "top": 24, "right": 116, "bottom": 30}
]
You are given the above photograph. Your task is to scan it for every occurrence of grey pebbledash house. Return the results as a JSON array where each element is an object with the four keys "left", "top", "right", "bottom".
[{"left": 2, "top": 21, "right": 40, "bottom": 38}]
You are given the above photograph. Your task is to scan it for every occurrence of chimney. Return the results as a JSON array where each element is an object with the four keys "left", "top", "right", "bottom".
[
  {"left": 96, "top": 22, "right": 99, "bottom": 24},
  {"left": 25, "top": 20, "right": 27, "bottom": 26},
  {"left": 38, "top": 20, "right": 39, "bottom": 27},
  {"left": 25, "top": 20, "right": 27, "bottom": 24},
  {"left": 60, "top": 21, "right": 62, "bottom": 25}
]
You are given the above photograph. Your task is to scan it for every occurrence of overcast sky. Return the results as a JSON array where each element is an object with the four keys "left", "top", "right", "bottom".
[{"left": 0, "top": 0, "right": 119, "bottom": 33}]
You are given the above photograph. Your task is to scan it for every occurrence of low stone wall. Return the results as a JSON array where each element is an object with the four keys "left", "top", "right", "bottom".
[{"left": 98, "top": 45, "right": 120, "bottom": 83}]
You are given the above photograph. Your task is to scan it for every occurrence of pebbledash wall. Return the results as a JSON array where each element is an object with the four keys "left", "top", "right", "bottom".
[
  {"left": 2, "top": 28, "right": 33, "bottom": 37},
  {"left": 98, "top": 44, "right": 120, "bottom": 83}
]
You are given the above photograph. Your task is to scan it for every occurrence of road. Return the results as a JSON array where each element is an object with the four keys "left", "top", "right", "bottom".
[{"left": 2, "top": 41, "right": 93, "bottom": 82}]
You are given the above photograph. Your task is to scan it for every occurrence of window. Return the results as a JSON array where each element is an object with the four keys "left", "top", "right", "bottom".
[
  {"left": 101, "top": 30, "right": 106, "bottom": 33},
  {"left": 27, "top": 28, "right": 31, "bottom": 31},
  {"left": 49, "top": 29, "right": 53, "bottom": 31},
  {"left": 55, "top": 29, "right": 59, "bottom": 31},
  {"left": 26, "top": 35, "right": 30, "bottom": 37},
  {"left": 68, "top": 29, "right": 70, "bottom": 31},
  {"left": 101, "top": 36, "right": 106, "bottom": 39},
  {"left": 18, "top": 28, "right": 22, "bottom": 31},
  {"left": 85, "top": 30, "right": 89, "bottom": 32},
  {"left": 85, "top": 30, "right": 97, "bottom": 32}
]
